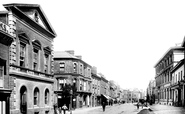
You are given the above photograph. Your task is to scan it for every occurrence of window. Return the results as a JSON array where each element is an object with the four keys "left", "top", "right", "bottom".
[
  {"left": 73, "top": 63, "right": 77, "bottom": 73},
  {"left": 33, "top": 49, "right": 39, "bottom": 71},
  {"left": 59, "top": 62, "right": 65, "bottom": 72},
  {"left": 34, "top": 88, "right": 39, "bottom": 106},
  {"left": 80, "top": 80, "right": 83, "bottom": 91},
  {"left": 20, "top": 86, "right": 27, "bottom": 113},
  {"left": 84, "top": 81, "right": 86, "bottom": 91},
  {"left": 80, "top": 64, "right": 83, "bottom": 75},
  {"left": 44, "top": 46, "right": 51, "bottom": 74},
  {"left": 0, "top": 65, "right": 4, "bottom": 87},
  {"left": 59, "top": 79, "right": 64, "bottom": 90},
  {"left": 20, "top": 42, "right": 26, "bottom": 67},
  {"left": 88, "top": 69, "right": 91, "bottom": 77},
  {"left": 181, "top": 71, "right": 183, "bottom": 81},
  {"left": 45, "top": 89, "right": 49, "bottom": 105},
  {"left": 44, "top": 54, "right": 49, "bottom": 73}
]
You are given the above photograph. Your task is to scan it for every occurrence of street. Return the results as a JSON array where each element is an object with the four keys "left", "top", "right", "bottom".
[
  {"left": 66, "top": 103, "right": 142, "bottom": 114},
  {"left": 149, "top": 104, "right": 185, "bottom": 114},
  {"left": 63, "top": 103, "right": 185, "bottom": 114}
]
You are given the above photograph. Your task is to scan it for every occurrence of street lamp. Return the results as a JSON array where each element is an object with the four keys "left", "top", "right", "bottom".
[{"left": 70, "top": 89, "right": 73, "bottom": 114}]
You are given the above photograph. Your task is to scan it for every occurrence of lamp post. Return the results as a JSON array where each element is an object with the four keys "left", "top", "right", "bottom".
[{"left": 70, "top": 89, "right": 73, "bottom": 114}]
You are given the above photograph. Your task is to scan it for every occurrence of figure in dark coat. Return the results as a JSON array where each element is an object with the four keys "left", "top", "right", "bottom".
[{"left": 102, "top": 101, "right": 106, "bottom": 112}]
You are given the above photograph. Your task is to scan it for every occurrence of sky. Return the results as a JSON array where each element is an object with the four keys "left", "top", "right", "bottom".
[{"left": 1, "top": 0, "right": 185, "bottom": 91}]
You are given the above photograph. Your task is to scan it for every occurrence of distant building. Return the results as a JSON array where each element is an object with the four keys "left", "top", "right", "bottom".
[
  {"left": 147, "top": 80, "right": 156, "bottom": 104},
  {"left": 99, "top": 73, "right": 109, "bottom": 103},
  {"left": 91, "top": 66, "right": 101, "bottom": 107}
]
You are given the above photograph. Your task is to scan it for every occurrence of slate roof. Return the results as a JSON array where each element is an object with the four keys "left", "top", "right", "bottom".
[{"left": 54, "top": 51, "right": 78, "bottom": 59}]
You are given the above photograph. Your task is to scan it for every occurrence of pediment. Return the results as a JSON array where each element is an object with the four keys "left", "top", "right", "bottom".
[{"left": 3, "top": 3, "right": 56, "bottom": 38}]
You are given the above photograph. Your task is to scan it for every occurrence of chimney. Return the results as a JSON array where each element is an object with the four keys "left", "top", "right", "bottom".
[
  {"left": 65, "top": 50, "right": 74, "bottom": 55},
  {"left": 92, "top": 66, "right": 97, "bottom": 74},
  {"left": 76, "top": 55, "right": 82, "bottom": 60}
]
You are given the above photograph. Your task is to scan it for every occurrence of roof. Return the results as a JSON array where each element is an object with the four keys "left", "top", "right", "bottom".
[
  {"left": 154, "top": 46, "right": 184, "bottom": 67},
  {"left": 54, "top": 51, "right": 78, "bottom": 59},
  {"left": 3, "top": 3, "right": 56, "bottom": 38}
]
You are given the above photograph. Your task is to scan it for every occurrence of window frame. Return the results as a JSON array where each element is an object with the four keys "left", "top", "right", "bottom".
[
  {"left": 0, "top": 65, "right": 4, "bottom": 88},
  {"left": 59, "top": 62, "right": 65, "bottom": 72},
  {"left": 33, "top": 48, "right": 39, "bottom": 71},
  {"left": 20, "top": 42, "right": 26, "bottom": 67},
  {"left": 45, "top": 89, "right": 49, "bottom": 105},
  {"left": 33, "top": 87, "right": 39, "bottom": 106}
]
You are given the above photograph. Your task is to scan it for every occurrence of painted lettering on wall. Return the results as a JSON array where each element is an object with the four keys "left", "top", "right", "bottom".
[{"left": 0, "top": 21, "right": 9, "bottom": 34}]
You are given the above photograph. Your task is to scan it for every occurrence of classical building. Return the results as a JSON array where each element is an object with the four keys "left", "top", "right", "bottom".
[
  {"left": 0, "top": 14, "right": 14, "bottom": 114},
  {"left": 2, "top": 3, "right": 56, "bottom": 114},
  {"left": 91, "top": 66, "right": 101, "bottom": 107},
  {"left": 54, "top": 51, "right": 92, "bottom": 109},
  {"left": 154, "top": 46, "right": 184, "bottom": 105}
]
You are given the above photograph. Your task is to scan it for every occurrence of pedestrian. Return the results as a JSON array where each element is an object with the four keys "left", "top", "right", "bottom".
[
  {"left": 136, "top": 102, "right": 139, "bottom": 110},
  {"left": 102, "top": 101, "right": 106, "bottom": 112},
  {"left": 62, "top": 104, "right": 68, "bottom": 114},
  {"left": 54, "top": 104, "right": 60, "bottom": 114}
]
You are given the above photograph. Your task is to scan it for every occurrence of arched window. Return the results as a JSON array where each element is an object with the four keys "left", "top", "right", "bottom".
[
  {"left": 73, "top": 62, "right": 77, "bottom": 73},
  {"left": 34, "top": 87, "right": 39, "bottom": 106},
  {"left": 45, "top": 89, "right": 49, "bottom": 105},
  {"left": 20, "top": 86, "right": 27, "bottom": 113}
]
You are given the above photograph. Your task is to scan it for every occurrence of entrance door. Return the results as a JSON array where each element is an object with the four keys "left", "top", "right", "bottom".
[{"left": 20, "top": 86, "right": 27, "bottom": 114}]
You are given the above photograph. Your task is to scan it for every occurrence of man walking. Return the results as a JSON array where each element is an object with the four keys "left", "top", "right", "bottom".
[{"left": 102, "top": 101, "right": 106, "bottom": 112}]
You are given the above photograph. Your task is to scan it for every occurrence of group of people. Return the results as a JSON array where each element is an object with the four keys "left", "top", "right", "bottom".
[{"left": 54, "top": 104, "right": 68, "bottom": 114}]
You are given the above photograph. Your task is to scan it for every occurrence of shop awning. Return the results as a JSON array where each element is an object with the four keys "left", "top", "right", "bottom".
[{"left": 101, "top": 94, "right": 109, "bottom": 99}]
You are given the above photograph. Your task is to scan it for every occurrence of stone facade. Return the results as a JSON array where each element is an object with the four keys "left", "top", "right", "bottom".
[
  {"left": 1, "top": 3, "right": 56, "bottom": 114},
  {"left": 0, "top": 12, "right": 14, "bottom": 114}
]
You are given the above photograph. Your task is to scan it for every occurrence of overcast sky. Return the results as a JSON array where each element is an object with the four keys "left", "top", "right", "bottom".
[{"left": 1, "top": 0, "right": 185, "bottom": 91}]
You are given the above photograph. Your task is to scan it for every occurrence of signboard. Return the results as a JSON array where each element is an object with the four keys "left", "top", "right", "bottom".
[{"left": 0, "top": 21, "right": 10, "bottom": 34}]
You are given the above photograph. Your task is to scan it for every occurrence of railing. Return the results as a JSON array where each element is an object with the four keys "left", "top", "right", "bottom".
[{"left": 9, "top": 64, "right": 53, "bottom": 79}]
